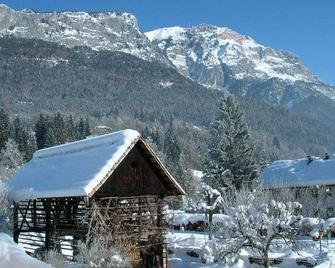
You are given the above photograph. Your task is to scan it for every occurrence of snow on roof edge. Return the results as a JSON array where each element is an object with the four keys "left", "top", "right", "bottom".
[
  {"left": 85, "top": 135, "right": 140, "bottom": 197},
  {"left": 34, "top": 129, "right": 140, "bottom": 159},
  {"left": 261, "top": 154, "right": 335, "bottom": 188}
]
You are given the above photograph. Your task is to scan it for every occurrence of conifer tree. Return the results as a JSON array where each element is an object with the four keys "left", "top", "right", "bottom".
[
  {"left": 10, "top": 118, "right": 29, "bottom": 159},
  {"left": 51, "top": 112, "right": 66, "bottom": 145},
  {"left": 76, "top": 118, "right": 91, "bottom": 140},
  {"left": 163, "top": 122, "right": 183, "bottom": 178},
  {"left": 35, "top": 114, "right": 49, "bottom": 149},
  {"left": 0, "top": 109, "right": 10, "bottom": 150},
  {"left": 65, "top": 115, "right": 76, "bottom": 142},
  {"left": 204, "top": 95, "right": 258, "bottom": 189},
  {"left": 25, "top": 132, "right": 37, "bottom": 161}
]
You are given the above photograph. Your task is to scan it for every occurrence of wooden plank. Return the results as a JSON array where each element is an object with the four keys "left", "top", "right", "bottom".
[{"left": 13, "top": 202, "right": 19, "bottom": 243}]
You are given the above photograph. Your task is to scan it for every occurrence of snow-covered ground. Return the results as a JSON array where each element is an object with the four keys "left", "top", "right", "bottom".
[
  {"left": 0, "top": 232, "right": 51, "bottom": 268},
  {"left": 167, "top": 230, "right": 335, "bottom": 267}
]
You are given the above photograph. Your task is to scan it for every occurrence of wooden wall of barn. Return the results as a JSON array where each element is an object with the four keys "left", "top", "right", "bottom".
[{"left": 94, "top": 143, "right": 169, "bottom": 197}]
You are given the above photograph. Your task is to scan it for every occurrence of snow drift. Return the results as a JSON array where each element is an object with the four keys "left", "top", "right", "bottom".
[{"left": 0, "top": 232, "right": 51, "bottom": 268}]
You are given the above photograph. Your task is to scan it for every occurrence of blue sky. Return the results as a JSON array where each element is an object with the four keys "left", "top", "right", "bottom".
[{"left": 2, "top": 0, "right": 334, "bottom": 85}]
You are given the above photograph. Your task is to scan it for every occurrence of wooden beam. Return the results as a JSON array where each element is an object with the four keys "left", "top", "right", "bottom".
[
  {"left": 13, "top": 202, "right": 19, "bottom": 243},
  {"left": 18, "top": 200, "right": 32, "bottom": 233}
]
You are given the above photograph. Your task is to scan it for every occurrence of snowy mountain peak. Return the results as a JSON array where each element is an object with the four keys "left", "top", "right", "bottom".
[
  {"left": 146, "top": 25, "right": 317, "bottom": 87},
  {"left": 0, "top": 6, "right": 168, "bottom": 63},
  {"left": 146, "top": 24, "right": 256, "bottom": 45},
  {"left": 0, "top": 4, "right": 12, "bottom": 10}
]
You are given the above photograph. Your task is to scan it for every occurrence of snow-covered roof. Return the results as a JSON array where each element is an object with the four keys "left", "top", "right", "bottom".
[
  {"left": 261, "top": 154, "right": 335, "bottom": 188},
  {"left": 8, "top": 129, "right": 184, "bottom": 201}
]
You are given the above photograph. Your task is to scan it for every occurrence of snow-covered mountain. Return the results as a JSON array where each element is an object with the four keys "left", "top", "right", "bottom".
[
  {"left": 0, "top": 4, "right": 334, "bottom": 107},
  {"left": 0, "top": 4, "right": 168, "bottom": 63},
  {"left": 146, "top": 25, "right": 335, "bottom": 106}
]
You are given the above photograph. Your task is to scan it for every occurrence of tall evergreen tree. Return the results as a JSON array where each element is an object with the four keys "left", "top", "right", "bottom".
[
  {"left": 25, "top": 132, "right": 37, "bottom": 161},
  {"left": 204, "top": 95, "right": 258, "bottom": 189},
  {"left": 10, "top": 117, "right": 29, "bottom": 159},
  {"left": 0, "top": 109, "right": 10, "bottom": 150},
  {"left": 35, "top": 114, "right": 49, "bottom": 149},
  {"left": 65, "top": 115, "right": 76, "bottom": 142},
  {"left": 51, "top": 112, "right": 66, "bottom": 145},
  {"left": 76, "top": 118, "right": 91, "bottom": 140},
  {"left": 163, "top": 122, "right": 183, "bottom": 178}
]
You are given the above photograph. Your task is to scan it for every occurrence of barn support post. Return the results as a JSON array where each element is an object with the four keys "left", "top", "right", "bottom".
[
  {"left": 44, "top": 200, "right": 53, "bottom": 251},
  {"left": 157, "top": 197, "right": 167, "bottom": 268},
  {"left": 13, "top": 202, "right": 19, "bottom": 243},
  {"left": 33, "top": 200, "right": 37, "bottom": 227}
]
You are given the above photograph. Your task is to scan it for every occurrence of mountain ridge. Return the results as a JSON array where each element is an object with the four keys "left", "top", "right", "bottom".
[
  {"left": 146, "top": 24, "right": 335, "bottom": 106},
  {"left": 1, "top": 4, "right": 334, "bottom": 108},
  {"left": 0, "top": 4, "right": 170, "bottom": 64}
]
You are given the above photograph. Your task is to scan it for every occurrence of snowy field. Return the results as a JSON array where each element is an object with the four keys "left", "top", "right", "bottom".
[
  {"left": 2, "top": 230, "right": 335, "bottom": 267},
  {"left": 167, "top": 230, "right": 335, "bottom": 268}
]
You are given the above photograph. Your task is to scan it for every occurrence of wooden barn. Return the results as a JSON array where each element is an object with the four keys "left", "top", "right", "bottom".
[{"left": 8, "top": 129, "right": 184, "bottom": 267}]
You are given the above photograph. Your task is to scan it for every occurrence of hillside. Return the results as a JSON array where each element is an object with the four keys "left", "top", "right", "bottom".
[{"left": 0, "top": 37, "right": 334, "bottom": 163}]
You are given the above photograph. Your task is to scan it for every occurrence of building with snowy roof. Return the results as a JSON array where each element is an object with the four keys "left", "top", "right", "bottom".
[
  {"left": 8, "top": 129, "right": 184, "bottom": 267},
  {"left": 261, "top": 154, "right": 335, "bottom": 188},
  {"left": 261, "top": 154, "right": 335, "bottom": 217}
]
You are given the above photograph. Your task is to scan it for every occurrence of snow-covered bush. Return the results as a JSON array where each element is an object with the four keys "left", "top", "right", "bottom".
[
  {"left": 269, "top": 185, "right": 334, "bottom": 218},
  {"left": 75, "top": 201, "right": 129, "bottom": 267},
  {"left": 180, "top": 182, "right": 224, "bottom": 236},
  {"left": 200, "top": 183, "right": 223, "bottom": 238},
  {"left": 0, "top": 138, "right": 24, "bottom": 180},
  {"left": 0, "top": 181, "right": 11, "bottom": 232},
  {"left": 76, "top": 238, "right": 128, "bottom": 268},
  {"left": 42, "top": 250, "right": 66, "bottom": 268},
  {"left": 213, "top": 187, "right": 303, "bottom": 267}
]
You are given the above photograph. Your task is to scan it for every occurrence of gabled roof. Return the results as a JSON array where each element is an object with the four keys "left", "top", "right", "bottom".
[
  {"left": 261, "top": 154, "right": 335, "bottom": 188},
  {"left": 8, "top": 129, "right": 184, "bottom": 201}
]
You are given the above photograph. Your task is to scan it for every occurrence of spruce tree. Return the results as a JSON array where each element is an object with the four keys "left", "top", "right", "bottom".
[
  {"left": 163, "top": 123, "right": 183, "bottom": 178},
  {"left": 10, "top": 118, "right": 29, "bottom": 159},
  {"left": 65, "top": 115, "right": 76, "bottom": 142},
  {"left": 76, "top": 118, "right": 91, "bottom": 140},
  {"left": 25, "top": 132, "right": 37, "bottom": 160},
  {"left": 204, "top": 95, "right": 258, "bottom": 189},
  {"left": 0, "top": 109, "right": 10, "bottom": 150},
  {"left": 52, "top": 113, "right": 66, "bottom": 145},
  {"left": 35, "top": 114, "right": 48, "bottom": 149}
]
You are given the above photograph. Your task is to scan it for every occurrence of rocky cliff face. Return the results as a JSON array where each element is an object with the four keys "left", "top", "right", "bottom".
[
  {"left": 146, "top": 25, "right": 335, "bottom": 106},
  {"left": 0, "top": 4, "right": 168, "bottom": 63}
]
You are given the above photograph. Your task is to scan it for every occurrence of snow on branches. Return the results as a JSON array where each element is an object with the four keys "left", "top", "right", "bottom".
[
  {"left": 200, "top": 183, "right": 223, "bottom": 212},
  {"left": 0, "top": 181, "right": 10, "bottom": 232},
  {"left": 212, "top": 187, "right": 303, "bottom": 266},
  {"left": 0, "top": 138, "right": 24, "bottom": 180}
]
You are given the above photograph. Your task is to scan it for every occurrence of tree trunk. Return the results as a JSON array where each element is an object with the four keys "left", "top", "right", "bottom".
[
  {"left": 263, "top": 250, "right": 269, "bottom": 268},
  {"left": 208, "top": 209, "right": 213, "bottom": 240},
  {"left": 206, "top": 195, "right": 213, "bottom": 240}
]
